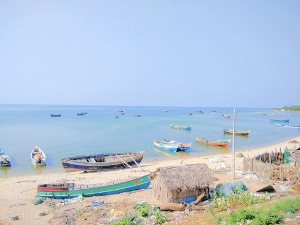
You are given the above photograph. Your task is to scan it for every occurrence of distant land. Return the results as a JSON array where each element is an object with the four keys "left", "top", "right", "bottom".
[{"left": 272, "top": 105, "right": 300, "bottom": 111}]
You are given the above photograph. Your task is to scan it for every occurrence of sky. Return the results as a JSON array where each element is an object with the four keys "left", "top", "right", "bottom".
[{"left": 1, "top": 1, "right": 299, "bottom": 108}]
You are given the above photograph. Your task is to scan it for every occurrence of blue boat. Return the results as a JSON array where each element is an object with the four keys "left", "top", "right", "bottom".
[
  {"left": 270, "top": 119, "right": 289, "bottom": 123},
  {"left": 276, "top": 123, "right": 300, "bottom": 128},
  {"left": 170, "top": 124, "right": 192, "bottom": 130},
  {"left": 153, "top": 139, "right": 191, "bottom": 152},
  {"left": 0, "top": 149, "right": 11, "bottom": 167},
  {"left": 61, "top": 151, "right": 146, "bottom": 172}
]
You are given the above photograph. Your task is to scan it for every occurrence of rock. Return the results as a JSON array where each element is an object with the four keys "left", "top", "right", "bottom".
[
  {"left": 38, "top": 212, "right": 46, "bottom": 216},
  {"left": 11, "top": 216, "right": 18, "bottom": 221}
]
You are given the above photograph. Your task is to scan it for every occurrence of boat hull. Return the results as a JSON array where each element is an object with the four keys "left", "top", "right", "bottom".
[
  {"left": 195, "top": 137, "right": 230, "bottom": 147},
  {"left": 0, "top": 149, "right": 11, "bottom": 167},
  {"left": 170, "top": 124, "right": 192, "bottom": 130},
  {"left": 31, "top": 146, "right": 46, "bottom": 166},
  {"left": 153, "top": 140, "right": 191, "bottom": 152},
  {"left": 270, "top": 119, "right": 289, "bottom": 123},
  {"left": 223, "top": 129, "right": 250, "bottom": 136},
  {"left": 50, "top": 114, "right": 62, "bottom": 117},
  {"left": 37, "top": 175, "right": 151, "bottom": 199},
  {"left": 61, "top": 151, "right": 145, "bottom": 172}
]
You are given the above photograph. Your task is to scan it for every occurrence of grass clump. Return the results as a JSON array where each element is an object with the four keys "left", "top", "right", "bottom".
[
  {"left": 229, "top": 197, "right": 300, "bottom": 225},
  {"left": 108, "top": 214, "right": 138, "bottom": 225},
  {"left": 153, "top": 206, "right": 168, "bottom": 224},
  {"left": 133, "top": 202, "right": 150, "bottom": 217}
]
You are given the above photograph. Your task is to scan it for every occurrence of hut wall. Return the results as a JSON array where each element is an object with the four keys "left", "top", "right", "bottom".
[
  {"left": 152, "top": 176, "right": 209, "bottom": 203},
  {"left": 243, "top": 157, "right": 299, "bottom": 184}
]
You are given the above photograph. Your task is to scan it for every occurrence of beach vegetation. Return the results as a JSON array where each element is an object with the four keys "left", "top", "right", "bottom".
[
  {"left": 133, "top": 202, "right": 150, "bottom": 217},
  {"left": 272, "top": 105, "right": 300, "bottom": 111},
  {"left": 215, "top": 196, "right": 300, "bottom": 225},
  {"left": 153, "top": 206, "right": 168, "bottom": 224},
  {"left": 108, "top": 214, "right": 138, "bottom": 225},
  {"left": 212, "top": 186, "right": 267, "bottom": 210},
  {"left": 108, "top": 204, "right": 168, "bottom": 225}
]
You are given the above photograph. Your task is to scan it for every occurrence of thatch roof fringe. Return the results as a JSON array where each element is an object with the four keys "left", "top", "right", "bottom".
[{"left": 158, "top": 163, "right": 213, "bottom": 192}]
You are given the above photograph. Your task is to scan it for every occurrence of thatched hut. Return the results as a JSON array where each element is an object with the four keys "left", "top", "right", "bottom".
[{"left": 151, "top": 163, "right": 214, "bottom": 204}]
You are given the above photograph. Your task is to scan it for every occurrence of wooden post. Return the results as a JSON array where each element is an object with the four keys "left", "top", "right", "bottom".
[{"left": 232, "top": 108, "right": 236, "bottom": 180}]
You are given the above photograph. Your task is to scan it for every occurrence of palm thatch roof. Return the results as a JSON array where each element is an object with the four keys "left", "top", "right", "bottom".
[{"left": 156, "top": 163, "right": 213, "bottom": 192}]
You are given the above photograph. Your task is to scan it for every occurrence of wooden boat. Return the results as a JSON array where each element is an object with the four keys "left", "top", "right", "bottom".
[
  {"left": 194, "top": 111, "right": 204, "bottom": 114},
  {"left": 170, "top": 124, "right": 192, "bottom": 130},
  {"left": 223, "top": 129, "right": 250, "bottom": 135},
  {"left": 37, "top": 174, "right": 151, "bottom": 199},
  {"left": 31, "top": 146, "right": 46, "bottom": 166},
  {"left": 77, "top": 113, "right": 85, "bottom": 116},
  {"left": 270, "top": 119, "right": 289, "bottom": 123},
  {"left": 195, "top": 137, "right": 231, "bottom": 147},
  {"left": 276, "top": 123, "right": 300, "bottom": 128},
  {"left": 50, "top": 114, "right": 62, "bottom": 117},
  {"left": 61, "top": 151, "right": 146, "bottom": 172},
  {"left": 223, "top": 114, "right": 230, "bottom": 118},
  {"left": 153, "top": 139, "right": 191, "bottom": 152},
  {"left": 0, "top": 149, "right": 11, "bottom": 167}
]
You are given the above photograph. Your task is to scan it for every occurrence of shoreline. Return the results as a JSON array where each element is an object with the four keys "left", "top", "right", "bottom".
[
  {"left": 0, "top": 136, "right": 300, "bottom": 224},
  {"left": 2, "top": 135, "right": 300, "bottom": 178}
]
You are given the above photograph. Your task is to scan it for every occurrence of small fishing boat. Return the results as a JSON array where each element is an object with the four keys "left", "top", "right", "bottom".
[
  {"left": 153, "top": 139, "right": 191, "bottom": 152},
  {"left": 0, "top": 149, "right": 11, "bottom": 167},
  {"left": 170, "top": 124, "right": 192, "bottom": 130},
  {"left": 50, "top": 114, "right": 62, "bottom": 117},
  {"left": 276, "top": 124, "right": 300, "bottom": 128},
  {"left": 223, "top": 129, "right": 250, "bottom": 135},
  {"left": 195, "top": 137, "right": 231, "bottom": 147},
  {"left": 77, "top": 113, "right": 85, "bottom": 116},
  {"left": 270, "top": 119, "right": 289, "bottom": 123},
  {"left": 37, "top": 174, "right": 151, "bottom": 199},
  {"left": 134, "top": 114, "right": 141, "bottom": 117},
  {"left": 223, "top": 114, "right": 230, "bottom": 118},
  {"left": 114, "top": 115, "right": 118, "bottom": 118},
  {"left": 61, "top": 151, "right": 146, "bottom": 172},
  {"left": 194, "top": 110, "right": 204, "bottom": 114},
  {"left": 31, "top": 146, "right": 46, "bottom": 166}
]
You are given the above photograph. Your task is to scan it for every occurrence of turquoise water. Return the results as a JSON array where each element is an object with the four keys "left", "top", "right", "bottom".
[{"left": 0, "top": 104, "right": 300, "bottom": 177}]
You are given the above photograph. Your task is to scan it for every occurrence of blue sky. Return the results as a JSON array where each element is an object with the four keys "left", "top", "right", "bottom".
[{"left": 1, "top": 1, "right": 299, "bottom": 108}]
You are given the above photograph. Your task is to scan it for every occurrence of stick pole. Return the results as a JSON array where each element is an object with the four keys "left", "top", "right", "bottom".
[{"left": 232, "top": 108, "right": 236, "bottom": 180}]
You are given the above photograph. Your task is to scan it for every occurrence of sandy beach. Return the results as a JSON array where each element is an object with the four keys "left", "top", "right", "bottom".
[{"left": 1, "top": 136, "right": 300, "bottom": 225}]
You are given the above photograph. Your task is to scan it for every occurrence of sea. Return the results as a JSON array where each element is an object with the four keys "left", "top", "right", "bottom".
[{"left": 0, "top": 104, "right": 300, "bottom": 177}]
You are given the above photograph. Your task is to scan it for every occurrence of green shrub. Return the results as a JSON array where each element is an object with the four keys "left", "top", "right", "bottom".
[
  {"left": 251, "top": 210, "right": 284, "bottom": 225},
  {"left": 153, "top": 206, "right": 168, "bottom": 224},
  {"left": 230, "top": 208, "right": 257, "bottom": 224},
  {"left": 133, "top": 202, "right": 150, "bottom": 217},
  {"left": 108, "top": 214, "right": 138, "bottom": 225}
]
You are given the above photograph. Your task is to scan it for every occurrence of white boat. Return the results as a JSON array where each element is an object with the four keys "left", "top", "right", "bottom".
[{"left": 31, "top": 146, "right": 46, "bottom": 166}]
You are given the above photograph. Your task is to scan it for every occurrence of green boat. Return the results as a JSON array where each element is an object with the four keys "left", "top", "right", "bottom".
[{"left": 37, "top": 174, "right": 151, "bottom": 199}]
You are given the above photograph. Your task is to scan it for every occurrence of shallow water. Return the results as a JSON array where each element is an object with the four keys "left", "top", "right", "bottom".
[{"left": 0, "top": 105, "right": 299, "bottom": 177}]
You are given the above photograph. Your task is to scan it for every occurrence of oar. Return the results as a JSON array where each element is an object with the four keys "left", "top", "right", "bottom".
[
  {"left": 114, "top": 154, "right": 133, "bottom": 169},
  {"left": 126, "top": 153, "right": 146, "bottom": 173}
]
